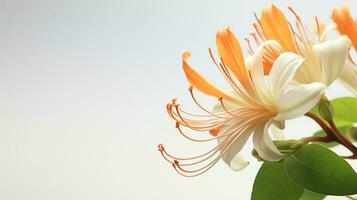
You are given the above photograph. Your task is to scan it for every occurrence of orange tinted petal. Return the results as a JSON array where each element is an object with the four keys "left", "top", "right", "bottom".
[
  {"left": 263, "top": 45, "right": 281, "bottom": 75},
  {"left": 216, "top": 27, "right": 253, "bottom": 92},
  {"left": 332, "top": 6, "right": 357, "bottom": 50},
  {"left": 261, "top": 4, "right": 297, "bottom": 52},
  {"left": 182, "top": 52, "right": 239, "bottom": 104}
]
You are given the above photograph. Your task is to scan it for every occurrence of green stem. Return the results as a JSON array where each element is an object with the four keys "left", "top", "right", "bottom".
[{"left": 301, "top": 136, "right": 332, "bottom": 143}]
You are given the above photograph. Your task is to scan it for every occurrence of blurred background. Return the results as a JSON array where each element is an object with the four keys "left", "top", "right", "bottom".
[{"left": 0, "top": 0, "right": 356, "bottom": 199}]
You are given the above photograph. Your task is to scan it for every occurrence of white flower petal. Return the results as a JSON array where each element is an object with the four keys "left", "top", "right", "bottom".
[
  {"left": 217, "top": 123, "right": 254, "bottom": 171},
  {"left": 248, "top": 40, "right": 280, "bottom": 104},
  {"left": 226, "top": 153, "right": 249, "bottom": 171},
  {"left": 339, "top": 63, "right": 357, "bottom": 96},
  {"left": 271, "top": 121, "right": 285, "bottom": 140},
  {"left": 268, "top": 52, "right": 305, "bottom": 97},
  {"left": 275, "top": 82, "right": 326, "bottom": 120},
  {"left": 313, "top": 35, "right": 351, "bottom": 86},
  {"left": 253, "top": 120, "right": 284, "bottom": 162}
]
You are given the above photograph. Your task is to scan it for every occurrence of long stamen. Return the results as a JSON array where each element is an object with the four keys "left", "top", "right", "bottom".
[
  {"left": 171, "top": 119, "right": 258, "bottom": 177},
  {"left": 173, "top": 104, "right": 223, "bottom": 130},
  {"left": 314, "top": 16, "right": 321, "bottom": 42},
  {"left": 245, "top": 38, "right": 254, "bottom": 55},
  {"left": 209, "top": 48, "right": 250, "bottom": 100},
  {"left": 219, "top": 97, "right": 240, "bottom": 118},
  {"left": 189, "top": 85, "right": 230, "bottom": 119},
  {"left": 250, "top": 32, "right": 261, "bottom": 46},
  {"left": 172, "top": 125, "right": 247, "bottom": 176},
  {"left": 218, "top": 60, "right": 259, "bottom": 106},
  {"left": 209, "top": 48, "right": 255, "bottom": 105},
  {"left": 176, "top": 122, "right": 231, "bottom": 142},
  {"left": 209, "top": 48, "right": 244, "bottom": 97},
  {"left": 168, "top": 107, "right": 221, "bottom": 132},
  {"left": 158, "top": 122, "right": 244, "bottom": 169},
  {"left": 288, "top": 6, "right": 311, "bottom": 49}
]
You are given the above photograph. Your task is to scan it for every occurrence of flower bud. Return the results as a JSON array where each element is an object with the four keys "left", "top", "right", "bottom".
[{"left": 318, "top": 99, "right": 334, "bottom": 122}]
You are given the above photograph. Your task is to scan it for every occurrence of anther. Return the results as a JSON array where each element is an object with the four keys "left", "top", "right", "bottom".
[
  {"left": 172, "top": 160, "right": 179, "bottom": 168},
  {"left": 157, "top": 144, "right": 164, "bottom": 152}
]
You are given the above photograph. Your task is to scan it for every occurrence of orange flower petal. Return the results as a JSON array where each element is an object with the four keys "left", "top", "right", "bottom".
[
  {"left": 182, "top": 52, "right": 239, "bottom": 104},
  {"left": 260, "top": 4, "right": 297, "bottom": 53},
  {"left": 216, "top": 27, "right": 253, "bottom": 92},
  {"left": 332, "top": 6, "right": 357, "bottom": 50}
]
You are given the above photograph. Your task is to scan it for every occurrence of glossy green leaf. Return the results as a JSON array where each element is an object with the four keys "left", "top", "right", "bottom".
[
  {"left": 332, "top": 97, "right": 357, "bottom": 123},
  {"left": 300, "top": 190, "right": 326, "bottom": 200},
  {"left": 251, "top": 162, "right": 304, "bottom": 200},
  {"left": 284, "top": 144, "right": 357, "bottom": 195}
]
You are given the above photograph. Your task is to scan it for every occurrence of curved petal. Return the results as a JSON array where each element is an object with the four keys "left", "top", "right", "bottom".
[
  {"left": 268, "top": 52, "right": 304, "bottom": 98},
  {"left": 271, "top": 121, "right": 285, "bottom": 140},
  {"left": 275, "top": 82, "right": 326, "bottom": 120},
  {"left": 216, "top": 27, "right": 254, "bottom": 93},
  {"left": 248, "top": 40, "right": 281, "bottom": 104},
  {"left": 260, "top": 4, "right": 297, "bottom": 52},
  {"left": 332, "top": 5, "right": 357, "bottom": 50},
  {"left": 313, "top": 36, "right": 351, "bottom": 86},
  {"left": 217, "top": 123, "right": 254, "bottom": 171},
  {"left": 339, "top": 63, "right": 357, "bottom": 96},
  {"left": 253, "top": 120, "right": 284, "bottom": 162},
  {"left": 182, "top": 52, "right": 241, "bottom": 104}
]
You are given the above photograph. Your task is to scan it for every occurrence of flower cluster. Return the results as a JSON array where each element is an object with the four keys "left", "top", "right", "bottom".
[{"left": 158, "top": 4, "right": 357, "bottom": 182}]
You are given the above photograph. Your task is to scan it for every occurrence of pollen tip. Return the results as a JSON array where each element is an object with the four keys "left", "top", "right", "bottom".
[
  {"left": 218, "top": 97, "right": 223, "bottom": 101},
  {"left": 174, "top": 160, "right": 179, "bottom": 165},
  {"left": 188, "top": 85, "right": 193, "bottom": 92},
  {"left": 157, "top": 144, "right": 164, "bottom": 151},
  {"left": 175, "top": 122, "right": 180, "bottom": 128}
]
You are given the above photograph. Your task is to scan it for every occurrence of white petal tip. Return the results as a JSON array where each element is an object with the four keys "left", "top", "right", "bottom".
[{"left": 230, "top": 162, "right": 249, "bottom": 171}]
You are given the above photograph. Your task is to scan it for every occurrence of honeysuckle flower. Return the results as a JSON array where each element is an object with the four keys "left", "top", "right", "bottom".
[
  {"left": 245, "top": 4, "right": 351, "bottom": 87},
  {"left": 331, "top": 5, "right": 357, "bottom": 95},
  {"left": 158, "top": 27, "right": 326, "bottom": 177}
]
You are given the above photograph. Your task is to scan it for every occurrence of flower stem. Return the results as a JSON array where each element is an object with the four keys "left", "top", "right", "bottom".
[
  {"left": 305, "top": 112, "right": 357, "bottom": 159},
  {"left": 302, "top": 136, "right": 332, "bottom": 143},
  {"left": 328, "top": 119, "right": 357, "bottom": 157},
  {"left": 305, "top": 112, "right": 335, "bottom": 139}
]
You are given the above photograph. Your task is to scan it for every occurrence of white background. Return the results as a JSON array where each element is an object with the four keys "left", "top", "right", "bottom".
[{"left": 0, "top": 0, "right": 356, "bottom": 199}]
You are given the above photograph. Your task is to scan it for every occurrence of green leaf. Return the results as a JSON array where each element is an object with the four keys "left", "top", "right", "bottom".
[
  {"left": 284, "top": 144, "right": 357, "bottom": 195},
  {"left": 300, "top": 190, "right": 326, "bottom": 200},
  {"left": 332, "top": 97, "right": 357, "bottom": 123},
  {"left": 251, "top": 162, "right": 304, "bottom": 200}
]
